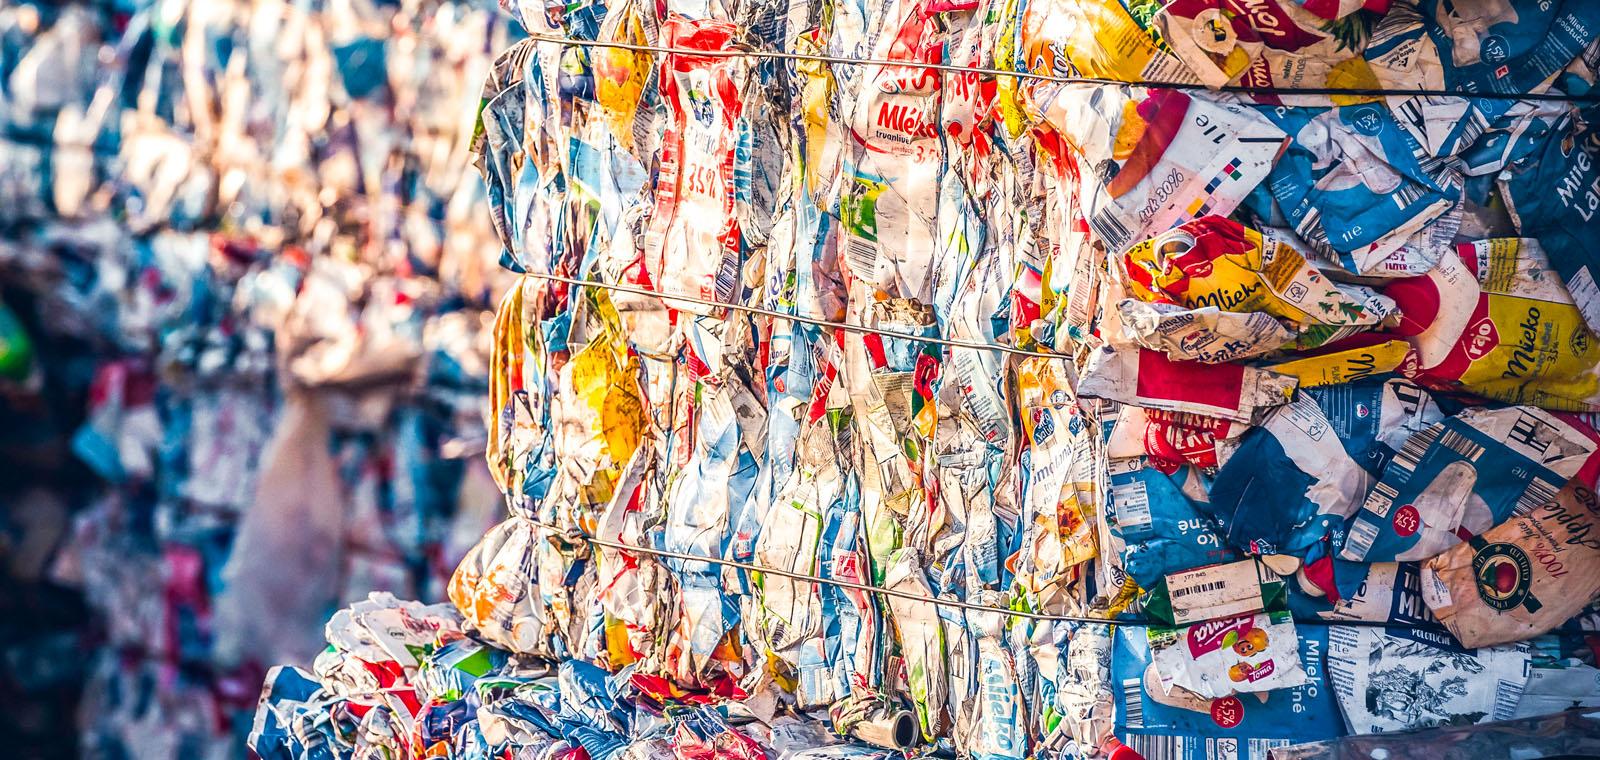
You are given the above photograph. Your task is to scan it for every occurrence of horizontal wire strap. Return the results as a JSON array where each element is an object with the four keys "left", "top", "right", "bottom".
[
  {"left": 525, "top": 34, "right": 1600, "bottom": 103},
  {"left": 508, "top": 21, "right": 1512, "bottom": 643},
  {"left": 521, "top": 518, "right": 1443, "bottom": 632},
  {"left": 526, "top": 271, "right": 1073, "bottom": 360}
]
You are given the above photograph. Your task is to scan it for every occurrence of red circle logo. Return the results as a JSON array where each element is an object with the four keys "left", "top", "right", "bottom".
[
  {"left": 1210, "top": 695, "right": 1245, "bottom": 728},
  {"left": 1393, "top": 504, "right": 1421, "bottom": 537}
]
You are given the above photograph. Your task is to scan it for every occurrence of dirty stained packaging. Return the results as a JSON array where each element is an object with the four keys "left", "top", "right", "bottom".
[
  {"left": 1422, "top": 480, "right": 1600, "bottom": 648},
  {"left": 231, "top": 0, "right": 1600, "bottom": 758},
  {"left": 1325, "top": 625, "right": 1532, "bottom": 735},
  {"left": 1147, "top": 611, "right": 1309, "bottom": 700},
  {"left": 1387, "top": 238, "right": 1600, "bottom": 411},
  {"left": 1340, "top": 405, "right": 1597, "bottom": 563},
  {"left": 1207, "top": 378, "right": 1441, "bottom": 578},
  {"left": 1112, "top": 624, "right": 1342, "bottom": 760}
]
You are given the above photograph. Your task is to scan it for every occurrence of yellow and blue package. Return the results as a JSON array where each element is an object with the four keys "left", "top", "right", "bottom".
[{"left": 1015, "top": 357, "right": 1101, "bottom": 586}]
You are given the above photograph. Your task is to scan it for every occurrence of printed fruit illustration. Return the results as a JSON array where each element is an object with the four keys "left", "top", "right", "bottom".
[
  {"left": 1480, "top": 557, "right": 1519, "bottom": 594},
  {"left": 1228, "top": 659, "right": 1275, "bottom": 683},
  {"left": 1228, "top": 627, "right": 1270, "bottom": 657}
]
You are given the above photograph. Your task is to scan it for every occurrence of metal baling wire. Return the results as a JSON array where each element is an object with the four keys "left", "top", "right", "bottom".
[
  {"left": 514, "top": 211, "right": 1441, "bottom": 629},
  {"left": 515, "top": 25, "right": 1463, "bottom": 636},
  {"left": 526, "top": 271, "right": 1072, "bottom": 360},
  {"left": 527, "top": 519, "right": 1446, "bottom": 631},
  {"left": 525, "top": 33, "right": 1600, "bottom": 103}
]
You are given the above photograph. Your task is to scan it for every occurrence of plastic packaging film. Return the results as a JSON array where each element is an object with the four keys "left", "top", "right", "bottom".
[{"left": 224, "top": 1, "right": 1600, "bottom": 759}]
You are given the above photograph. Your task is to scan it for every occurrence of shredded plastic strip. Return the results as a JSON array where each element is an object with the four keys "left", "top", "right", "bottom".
[
  {"left": 526, "top": 271, "right": 1074, "bottom": 360},
  {"left": 521, "top": 518, "right": 1446, "bottom": 632},
  {"left": 525, "top": 34, "right": 1600, "bottom": 103}
]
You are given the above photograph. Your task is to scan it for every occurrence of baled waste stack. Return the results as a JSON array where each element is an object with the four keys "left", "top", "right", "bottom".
[
  {"left": 252, "top": 1, "right": 1600, "bottom": 759},
  {"left": 0, "top": 0, "right": 515, "bottom": 755}
]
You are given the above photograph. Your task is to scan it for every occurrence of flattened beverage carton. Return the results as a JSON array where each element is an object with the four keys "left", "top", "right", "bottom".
[
  {"left": 1384, "top": 239, "right": 1600, "bottom": 411},
  {"left": 1207, "top": 379, "right": 1443, "bottom": 590},
  {"left": 1290, "top": 562, "right": 1448, "bottom": 632},
  {"left": 1121, "top": 216, "right": 1396, "bottom": 348},
  {"left": 1508, "top": 634, "right": 1600, "bottom": 719},
  {"left": 1326, "top": 625, "right": 1532, "bottom": 734},
  {"left": 1112, "top": 625, "right": 1342, "bottom": 760},
  {"left": 1259, "top": 102, "right": 1461, "bottom": 273},
  {"left": 1141, "top": 560, "right": 1286, "bottom": 628},
  {"left": 1104, "top": 457, "right": 1239, "bottom": 590},
  {"left": 1031, "top": 87, "right": 1284, "bottom": 256},
  {"left": 1080, "top": 345, "right": 1297, "bottom": 426},
  {"left": 1148, "top": 611, "right": 1309, "bottom": 700},
  {"left": 1423, "top": 480, "right": 1600, "bottom": 648},
  {"left": 1340, "top": 405, "right": 1595, "bottom": 563},
  {"left": 1498, "top": 105, "right": 1600, "bottom": 337}
]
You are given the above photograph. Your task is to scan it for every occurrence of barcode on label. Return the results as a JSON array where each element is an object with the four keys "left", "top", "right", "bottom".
[
  {"left": 1365, "top": 480, "right": 1398, "bottom": 518},
  {"left": 1121, "top": 677, "right": 1144, "bottom": 729},
  {"left": 1394, "top": 97, "right": 1426, "bottom": 133},
  {"left": 1437, "top": 427, "right": 1484, "bottom": 462},
  {"left": 844, "top": 235, "right": 877, "bottom": 276},
  {"left": 1344, "top": 517, "right": 1380, "bottom": 560},
  {"left": 1391, "top": 422, "right": 1445, "bottom": 474},
  {"left": 1515, "top": 477, "right": 1561, "bottom": 516},
  {"left": 1173, "top": 580, "right": 1226, "bottom": 599},
  {"left": 714, "top": 251, "right": 740, "bottom": 303},
  {"left": 1090, "top": 209, "right": 1132, "bottom": 252},
  {"left": 1491, "top": 678, "right": 1525, "bottom": 721},
  {"left": 1566, "top": 269, "right": 1600, "bottom": 334},
  {"left": 1295, "top": 205, "right": 1326, "bottom": 247},
  {"left": 1454, "top": 111, "right": 1488, "bottom": 151},
  {"left": 1112, "top": 480, "right": 1153, "bottom": 531},
  {"left": 1419, "top": 155, "right": 1457, "bottom": 188},
  {"left": 1391, "top": 181, "right": 1425, "bottom": 209},
  {"left": 1123, "top": 734, "right": 1189, "bottom": 759}
]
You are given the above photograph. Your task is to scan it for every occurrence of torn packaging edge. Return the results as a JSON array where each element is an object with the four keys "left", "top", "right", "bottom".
[
  {"left": 520, "top": 518, "right": 1450, "bottom": 631},
  {"left": 522, "top": 34, "right": 1600, "bottom": 104}
]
